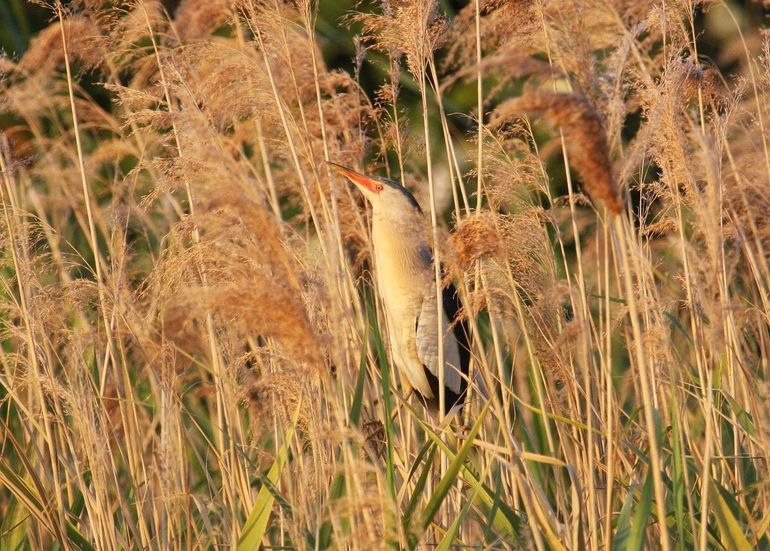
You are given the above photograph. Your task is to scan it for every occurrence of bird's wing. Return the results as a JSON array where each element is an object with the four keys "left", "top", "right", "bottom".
[{"left": 415, "top": 281, "right": 468, "bottom": 399}]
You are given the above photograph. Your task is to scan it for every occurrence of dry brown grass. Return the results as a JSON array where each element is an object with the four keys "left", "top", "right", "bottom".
[{"left": 1, "top": 0, "right": 769, "bottom": 549}]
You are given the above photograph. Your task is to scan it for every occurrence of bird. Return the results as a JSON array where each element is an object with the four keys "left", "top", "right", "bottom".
[{"left": 329, "top": 161, "right": 473, "bottom": 416}]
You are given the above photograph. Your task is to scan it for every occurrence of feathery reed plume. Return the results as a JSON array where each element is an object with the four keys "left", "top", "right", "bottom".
[
  {"left": 244, "top": 368, "right": 320, "bottom": 441},
  {"left": 151, "top": 185, "right": 326, "bottom": 372},
  {"left": 18, "top": 18, "right": 105, "bottom": 76},
  {"left": 175, "top": 0, "right": 235, "bottom": 40},
  {"left": 450, "top": 211, "right": 573, "bottom": 410},
  {"left": 352, "top": 0, "right": 447, "bottom": 79},
  {"left": 492, "top": 91, "right": 623, "bottom": 214},
  {"left": 2, "top": 1, "right": 770, "bottom": 548},
  {"left": 449, "top": 213, "right": 503, "bottom": 272},
  {"left": 442, "top": 0, "right": 546, "bottom": 100},
  {"left": 445, "top": 0, "right": 539, "bottom": 65}
]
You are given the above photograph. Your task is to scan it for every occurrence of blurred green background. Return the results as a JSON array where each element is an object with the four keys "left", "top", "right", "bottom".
[{"left": 2, "top": 0, "right": 766, "bottom": 102}]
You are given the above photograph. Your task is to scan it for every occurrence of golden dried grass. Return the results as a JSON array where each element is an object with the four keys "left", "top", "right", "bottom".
[{"left": 1, "top": 1, "right": 769, "bottom": 549}]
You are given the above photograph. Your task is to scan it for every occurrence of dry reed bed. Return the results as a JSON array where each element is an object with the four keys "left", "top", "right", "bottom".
[{"left": 0, "top": 0, "right": 768, "bottom": 549}]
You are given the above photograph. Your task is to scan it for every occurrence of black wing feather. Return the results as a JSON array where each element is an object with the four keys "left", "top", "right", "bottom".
[{"left": 417, "top": 279, "right": 471, "bottom": 414}]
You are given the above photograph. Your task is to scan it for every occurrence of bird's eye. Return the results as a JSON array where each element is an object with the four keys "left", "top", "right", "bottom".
[{"left": 376, "top": 184, "right": 383, "bottom": 192}]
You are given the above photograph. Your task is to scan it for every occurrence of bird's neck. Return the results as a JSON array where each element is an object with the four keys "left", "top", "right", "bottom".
[{"left": 371, "top": 212, "right": 432, "bottom": 301}]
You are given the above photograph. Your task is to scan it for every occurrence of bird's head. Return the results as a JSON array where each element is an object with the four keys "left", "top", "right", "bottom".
[{"left": 328, "top": 162, "right": 422, "bottom": 215}]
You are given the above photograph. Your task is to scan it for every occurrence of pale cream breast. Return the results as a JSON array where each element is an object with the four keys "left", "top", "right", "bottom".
[{"left": 371, "top": 212, "right": 434, "bottom": 396}]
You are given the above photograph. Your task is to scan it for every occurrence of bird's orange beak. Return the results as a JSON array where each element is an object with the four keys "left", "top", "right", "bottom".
[{"left": 328, "top": 162, "right": 383, "bottom": 194}]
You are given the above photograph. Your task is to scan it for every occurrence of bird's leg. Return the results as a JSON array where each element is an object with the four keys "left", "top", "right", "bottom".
[{"left": 438, "top": 411, "right": 473, "bottom": 454}]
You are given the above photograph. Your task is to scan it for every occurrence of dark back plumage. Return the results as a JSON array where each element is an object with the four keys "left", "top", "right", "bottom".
[{"left": 419, "top": 281, "right": 471, "bottom": 414}]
